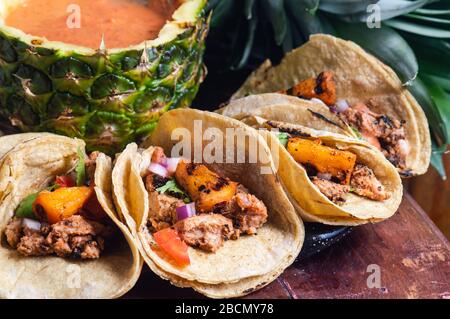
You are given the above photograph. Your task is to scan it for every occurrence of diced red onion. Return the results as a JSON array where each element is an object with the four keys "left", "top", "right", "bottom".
[
  {"left": 22, "top": 218, "right": 41, "bottom": 231},
  {"left": 163, "top": 157, "right": 181, "bottom": 175},
  {"left": 335, "top": 99, "right": 350, "bottom": 113},
  {"left": 176, "top": 203, "right": 196, "bottom": 221},
  {"left": 317, "top": 172, "right": 332, "bottom": 181},
  {"left": 148, "top": 163, "right": 169, "bottom": 178},
  {"left": 397, "top": 139, "right": 410, "bottom": 156}
]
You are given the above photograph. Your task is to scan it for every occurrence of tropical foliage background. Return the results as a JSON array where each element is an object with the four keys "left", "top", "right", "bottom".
[{"left": 205, "top": 0, "right": 450, "bottom": 178}]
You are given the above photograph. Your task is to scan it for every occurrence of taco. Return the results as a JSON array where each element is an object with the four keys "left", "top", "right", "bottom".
[
  {"left": 112, "top": 109, "right": 304, "bottom": 298},
  {"left": 241, "top": 114, "right": 402, "bottom": 225},
  {"left": 0, "top": 133, "right": 141, "bottom": 298},
  {"left": 229, "top": 34, "right": 431, "bottom": 177},
  {"left": 0, "top": 133, "right": 52, "bottom": 159},
  {"left": 218, "top": 93, "right": 354, "bottom": 136}
]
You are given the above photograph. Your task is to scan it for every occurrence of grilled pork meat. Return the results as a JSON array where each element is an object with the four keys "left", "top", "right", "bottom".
[
  {"left": 339, "top": 103, "right": 408, "bottom": 169},
  {"left": 5, "top": 218, "right": 52, "bottom": 256},
  {"left": 350, "top": 164, "right": 389, "bottom": 201},
  {"left": 310, "top": 163, "right": 389, "bottom": 204},
  {"left": 5, "top": 215, "right": 113, "bottom": 259},
  {"left": 311, "top": 177, "right": 349, "bottom": 204},
  {"left": 214, "top": 185, "right": 268, "bottom": 238},
  {"left": 174, "top": 214, "right": 234, "bottom": 252}
]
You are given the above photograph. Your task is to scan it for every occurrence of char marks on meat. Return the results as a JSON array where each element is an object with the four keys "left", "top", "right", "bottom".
[
  {"left": 350, "top": 164, "right": 389, "bottom": 201},
  {"left": 311, "top": 177, "right": 349, "bottom": 204},
  {"left": 211, "top": 185, "right": 268, "bottom": 238},
  {"left": 174, "top": 214, "right": 234, "bottom": 252},
  {"left": 230, "top": 186, "right": 268, "bottom": 237},
  {"left": 5, "top": 215, "right": 113, "bottom": 259},
  {"left": 339, "top": 102, "right": 407, "bottom": 169},
  {"left": 47, "top": 215, "right": 112, "bottom": 259}
]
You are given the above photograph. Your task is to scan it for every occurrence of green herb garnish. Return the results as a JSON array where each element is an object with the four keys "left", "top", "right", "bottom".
[
  {"left": 76, "top": 147, "right": 86, "bottom": 186},
  {"left": 15, "top": 193, "right": 39, "bottom": 219},
  {"left": 156, "top": 179, "right": 191, "bottom": 203},
  {"left": 350, "top": 127, "right": 364, "bottom": 140},
  {"left": 14, "top": 184, "right": 60, "bottom": 219},
  {"left": 277, "top": 132, "right": 289, "bottom": 147}
]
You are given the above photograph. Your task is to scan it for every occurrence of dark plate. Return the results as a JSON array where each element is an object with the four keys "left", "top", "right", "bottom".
[{"left": 298, "top": 223, "right": 352, "bottom": 259}]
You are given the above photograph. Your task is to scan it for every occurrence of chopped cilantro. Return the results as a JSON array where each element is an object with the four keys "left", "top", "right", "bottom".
[
  {"left": 156, "top": 179, "right": 191, "bottom": 203},
  {"left": 350, "top": 127, "right": 363, "bottom": 140},
  {"left": 277, "top": 132, "right": 290, "bottom": 147},
  {"left": 75, "top": 147, "right": 86, "bottom": 186}
]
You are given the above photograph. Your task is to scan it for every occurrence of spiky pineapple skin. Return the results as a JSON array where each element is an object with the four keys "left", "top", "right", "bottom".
[{"left": 0, "top": 8, "right": 209, "bottom": 154}]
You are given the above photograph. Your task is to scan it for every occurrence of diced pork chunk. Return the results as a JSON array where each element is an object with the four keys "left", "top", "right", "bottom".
[
  {"left": 47, "top": 215, "right": 111, "bottom": 259},
  {"left": 233, "top": 187, "right": 268, "bottom": 236},
  {"left": 17, "top": 231, "right": 53, "bottom": 257},
  {"left": 350, "top": 164, "right": 389, "bottom": 201},
  {"left": 311, "top": 177, "right": 349, "bottom": 204},
  {"left": 212, "top": 185, "right": 268, "bottom": 237},
  {"left": 5, "top": 217, "right": 52, "bottom": 256},
  {"left": 174, "top": 214, "right": 234, "bottom": 252},
  {"left": 5, "top": 217, "right": 23, "bottom": 248},
  {"left": 340, "top": 103, "right": 407, "bottom": 169}
]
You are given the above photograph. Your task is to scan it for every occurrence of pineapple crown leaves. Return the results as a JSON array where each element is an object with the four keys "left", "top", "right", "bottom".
[{"left": 207, "top": 0, "right": 450, "bottom": 178}]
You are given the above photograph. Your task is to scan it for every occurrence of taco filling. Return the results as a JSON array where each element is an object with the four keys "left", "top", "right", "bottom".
[
  {"left": 276, "top": 131, "right": 389, "bottom": 205},
  {"left": 278, "top": 71, "right": 409, "bottom": 169},
  {"left": 4, "top": 151, "right": 114, "bottom": 259},
  {"left": 145, "top": 147, "right": 268, "bottom": 264}
]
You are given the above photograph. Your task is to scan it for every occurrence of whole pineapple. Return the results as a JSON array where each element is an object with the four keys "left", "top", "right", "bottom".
[{"left": 0, "top": 0, "right": 209, "bottom": 154}]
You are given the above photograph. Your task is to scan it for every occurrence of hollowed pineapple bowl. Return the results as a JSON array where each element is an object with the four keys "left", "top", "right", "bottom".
[{"left": 0, "top": 0, "right": 209, "bottom": 153}]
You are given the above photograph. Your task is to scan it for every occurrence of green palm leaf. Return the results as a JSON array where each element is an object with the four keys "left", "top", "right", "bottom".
[
  {"left": 338, "top": 0, "right": 434, "bottom": 22},
  {"left": 331, "top": 21, "right": 418, "bottom": 85},
  {"left": 262, "top": 0, "right": 288, "bottom": 45},
  {"left": 385, "top": 18, "right": 450, "bottom": 37}
]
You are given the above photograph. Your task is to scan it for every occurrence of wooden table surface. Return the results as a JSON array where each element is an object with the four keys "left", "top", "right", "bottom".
[{"left": 124, "top": 193, "right": 450, "bottom": 299}]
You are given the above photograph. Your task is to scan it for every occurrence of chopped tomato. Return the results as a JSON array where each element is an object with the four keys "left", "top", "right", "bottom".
[
  {"left": 55, "top": 175, "right": 75, "bottom": 188},
  {"left": 82, "top": 189, "right": 108, "bottom": 221},
  {"left": 353, "top": 102, "right": 372, "bottom": 114},
  {"left": 33, "top": 186, "right": 93, "bottom": 224},
  {"left": 153, "top": 228, "right": 190, "bottom": 267},
  {"left": 362, "top": 132, "right": 382, "bottom": 151}
]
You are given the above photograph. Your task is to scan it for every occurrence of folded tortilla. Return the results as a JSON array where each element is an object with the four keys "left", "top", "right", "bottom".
[
  {"left": 218, "top": 93, "right": 354, "bottom": 136},
  {"left": 241, "top": 114, "right": 403, "bottom": 225},
  {"left": 229, "top": 34, "right": 430, "bottom": 176},
  {"left": 0, "top": 134, "right": 142, "bottom": 298},
  {"left": 112, "top": 109, "right": 304, "bottom": 298}
]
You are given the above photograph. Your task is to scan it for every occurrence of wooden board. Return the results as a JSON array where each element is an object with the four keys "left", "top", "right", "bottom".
[{"left": 124, "top": 194, "right": 450, "bottom": 299}]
